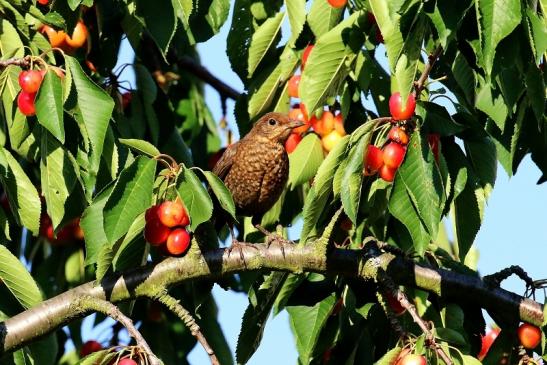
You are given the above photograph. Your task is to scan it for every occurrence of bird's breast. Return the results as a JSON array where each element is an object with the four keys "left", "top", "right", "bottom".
[{"left": 224, "top": 140, "right": 288, "bottom": 216}]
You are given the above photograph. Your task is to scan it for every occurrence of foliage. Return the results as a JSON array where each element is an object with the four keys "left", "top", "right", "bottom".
[{"left": 0, "top": 0, "right": 545, "bottom": 364}]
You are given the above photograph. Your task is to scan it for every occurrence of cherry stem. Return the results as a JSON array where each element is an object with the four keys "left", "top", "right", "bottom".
[{"left": 414, "top": 45, "right": 443, "bottom": 100}]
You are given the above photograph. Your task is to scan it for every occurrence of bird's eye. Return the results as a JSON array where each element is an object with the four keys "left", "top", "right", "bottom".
[{"left": 268, "top": 118, "right": 277, "bottom": 126}]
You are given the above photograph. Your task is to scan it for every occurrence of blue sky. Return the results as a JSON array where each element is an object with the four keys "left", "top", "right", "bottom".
[{"left": 112, "top": 9, "right": 547, "bottom": 365}]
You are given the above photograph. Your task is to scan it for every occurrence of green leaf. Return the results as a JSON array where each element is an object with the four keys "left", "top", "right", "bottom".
[
  {"left": 464, "top": 138, "right": 497, "bottom": 198},
  {"left": 202, "top": 170, "right": 237, "bottom": 221},
  {"left": 453, "top": 183, "right": 482, "bottom": 261},
  {"left": 119, "top": 138, "right": 160, "bottom": 157},
  {"left": 525, "top": 9, "right": 547, "bottom": 64},
  {"left": 0, "top": 147, "right": 41, "bottom": 235},
  {"left": 0, "top": 244, "right": 43, "bottom": 309},
  {"left": 525, "top": 64, "right": 546, "bottom": 123},
  {"left": 369, "top": 0, "right": 404, "bottom": 72},
  {"left": 374, "top": 347, "right": 403, "bottom": 365},
  {"left": 426, "top": 0, "right": 474, "bottom": 48},
  {"left": 81, "top": 184, "right": 114, "bottom": 266},
  {"left": 35, "top": 70, "right": 64, "bottom": 143},
  {"left": 287, "top": 294, "right": 336, "bottom": 365},
  {"left": 177, "top": 167, "right": 213, "bottom": 231},
  {"left": 95, "top": 245, "right": 115, "bottom": 281},
  {"left": 227, "top": 0, "right": 253, "bottom": 82},
  {"left": 136, "top": 0, "right": 177, "bottom": 53},
  {"left": 103, "top": 156, "right": 156, "bottom": 244},
  {"left": 475, "top": 80, "right": 508, "bottom": 131},
  {"left": 285, "top": 0, "right": 306, "bottom": 46},
  {"left": 307, "top": 0, "right": 343, "bottom": 38},
  {"left": 288, "top": 133, "right": 324, "bottom": 189},
  {"left": 419, "top": 102, "right": 466, "bottom": 136},
  {"left": 389, "top": 174, "right": 431, "bottom": 255},
  {"left": 300, "top": 11, "right": 361, "bottom": 113},
  {"left": 248, "top": 63, "right": 283, "bottom": 118},
  {"left": 397, "top": 132, "right": 445, "bottom": 238},
  {"left": 40, "top": 131, "right": 79, "bottom": 229},
  {"left": 340, "top": 135, "right": 367, "bottom": 224},
  {"left": 0, "top": 19, "right": 24, "bottom": 59},
  {"left": 476, "top": 0, "right": 521, "bottom": 75},
  {"left": 65, "top": 56, "right": 114, "bottom": 174},
  {"left": 247, "top": 11, "right": 284, "bottom": 78},
  {"left": 392, "top": 17, "right": 425, "bottom": 100},
  {"left": 236, "top": 272, "right": 288, "bottom": 364}
]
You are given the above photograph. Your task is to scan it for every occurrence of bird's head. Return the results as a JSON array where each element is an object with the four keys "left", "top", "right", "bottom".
[{"left": 249, "top": 112, "right": 305, "bottom": 143}]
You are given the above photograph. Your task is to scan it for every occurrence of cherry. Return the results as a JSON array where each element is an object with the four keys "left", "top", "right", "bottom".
[
  {"left": 301, "top": 45, "right": 314, "bottom": 70},
  {"left": 208, "top": 147, "right": 226, "bottom": 170},
  {"left": 327, "top": 0, "right": 347, "bottom": 9},
  {"left": 383, "top": 142, "right": 406, "bottom": 169},
  {"left": 145, "top": 204, "right": 160, "bottom": 221},
  {"left": 39, "top": 214, "right": 55, "bottom": 241},
  {"left": 322, "top": 130, "right": 344, "bottom": 152},
  {"left": 80, "top": 340, "right": 102, "bottom": 357},
  {"left": 17, "top": 91, "right": 36, "bottom": 116},
  {"left": 288, "top": 106, "right": 311, "bottom": 134},
  {"left": 364, "top": 145, "right": 384, "bottom": 174},
  {"left": 333, "top": 113, "right": 346, "bottom": 135},
  {"left": 517, "top": 323, "right": 541, "bottom": 349},
  {"left": 389, "top": 92, "right": 416, "bottom": 121},
  {"left": 166, "top": 228, "right": 191, "bottom": 256},
  {"left": 379, "top": 164, "right": 397, "bottom": 182},
  {"left": 384, "top": 291, "right": 406, "bottom": 316},
  {"left": 18, "top": 70, "right": 43, "bottom": 93},
  {"left": 144, "top": 219, "right": 170, "bottom": 246},
  {"left": 40, "top": 25, "right": 67, "bottom": 48},
  {"left": 158, "top": 200, "right": 189, "bottom": 227},
  {"left": 37, "top": 0, "right": 49, "bottom": 4},
  {"left": 312, "top": 110, "right": 335, "bottom": 137},
  {"left": 285, "top": 133, "right": 302, "bottom": 154},
  {"left": 397, "top": 354, "right": 426, "bottom": 365},
  {"left": 288, "top": 75, "right": 301, "bottom": 98},
  {"left": 122, "top": 92, "right": 132, "bottom": 110},
  {"left": 118, "top": 358, "right": 138, "bottom": 365},
  {"left": 388, "top": 126, "right": 409, "bottom": 145},
  {"left": 339, "top": 217, "right": 353, "bottom": 231},
  {"left": 478, "top": 327, "right": 500, "bottom": 360},
  {"left": 65, "top": 21, "right": 88, "bottom": 48}
]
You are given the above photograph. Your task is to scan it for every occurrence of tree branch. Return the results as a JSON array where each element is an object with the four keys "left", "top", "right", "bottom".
[
  {"left": 0, "top": 241, "right": 543, "bottom": 355},
  {"left": 176, "top": 56, "right": 241, "bottom": 101},
  {"left": 414, "top": 45, "right": 443, "bottom": 98},
  {"left": 0, "top": 56, "right": 31, "bottom": 69}
]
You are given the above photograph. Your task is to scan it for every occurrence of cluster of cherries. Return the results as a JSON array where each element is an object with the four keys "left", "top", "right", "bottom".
[
  {"left": 39, "top": 213, "right": 83, "bottom": 245},
  {"left": 40, "top": 20, "right": 88, "bottom": 53},
  {"left": 144, "top": 199, "right": 191, "bottom": 256},
  {"left": 80, "top": 340, "right": 138, "bottom": 364},
  {"left": 285, "top": 45, "right": 347, "bottom": 155},
  {"left": 17, "top": 69, "right": 44, "bottom": 117},
  {"left": 364, "top": 92, "right": 416, "bottom": 182},
  {"left": 478, "top": 323, "right": 542, "bottom": 360}
]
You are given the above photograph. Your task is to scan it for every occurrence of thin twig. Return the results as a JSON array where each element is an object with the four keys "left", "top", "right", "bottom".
[
  {"left": 152, "top": 292, "right": 220, "bottom": 365},
  {"left": 414, "top": 45, "right": 443, "bottom": 99},
  {"left": 377, "top": 270, "right": 453, "bottom": 365},
  {"left": 0, "top": 56, "right": 31, "bottom": 69},
  {"left": 176, "top": 55, "right": 241, "bottom": 101},
  {"left": 76, "top": 296, "right": 161, "bottom": 365}
]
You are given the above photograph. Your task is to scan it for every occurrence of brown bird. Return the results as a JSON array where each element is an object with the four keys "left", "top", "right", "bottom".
[{"left": 212, "top": 112, "right": 304, "bottom": 228}]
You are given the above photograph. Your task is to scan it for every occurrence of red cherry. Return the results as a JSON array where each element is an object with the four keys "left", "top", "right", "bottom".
[
  {"left": 118, "top": 358, "right": 138, "bottom": 365},
  {"left": 144, "top": 219, "right": 170, "bottom": 246},
  {"left": 301, "top": 45, "right": 314, "bottom": 70},
  {"left": 327, "top": 0, "right": 347, "bottom": 9},
  {"left": 364, "top": 145, "right": 384, "bottom": 174},
  {"left": 166, "top": 228, "right": 191, "bottom": 256},
  {"left": 285, "top": 133, "right": 302, "bottom": 154},
  {"left": 80, "top": 340, "right": 102, "bottom": 357},
  {"left": 145, "top": 204, "right": 160, "bottom": 222},
  {"left": 39, "top": 214, "right": 55, "bottom": 241},
  {"left": 383, "top": 142, "right": 406, "bottom": 169},
  {"left": 288, "top": 75, "right": 301, "bottom": 98},
  {"left": 397, "top": 353, "right": 426, "bottom": 365},
  {"left": 18, "top": 70, "right": 43, "bottom": 93},
  {"left": 389, "top": 92, "right": 416, "bottom": 121},
  {"left": 288, "top": 106, "right": 311, "bottom": 134},
  {"left": 333, "top": 113, "right": 346, "bottom": 135},
  {"left": 158, "top": 200, "right": 188, "bottom": 227},
  {"left": 17, "top": 91, "right": 36, "bottom": 116},
  {"left": 388, "top": 126, "right": 409, "bottom": 145},
  {"left": 379, "top": 164, "right": 397, "bottom": 182},
  {"left": 385, "top": 291, "right": 406, "bottom": 316},
  {"left": 427, "top": 134, "right": 440, "bottom": 163},
  {"left": 122, "top": 92, "right": 132, "bottom": 110},
  {"left": 37, "top": 0, "right": 49, "bottom": 4},
  {"left": 478, "top": 328, "right": 500, "bottom": 360},
  {"left": 517, "top": 323, "right": 541, "bottom": 349}
]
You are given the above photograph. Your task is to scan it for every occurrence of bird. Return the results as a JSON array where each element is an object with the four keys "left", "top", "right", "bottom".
[{"left": 212, "top": 112, "right": 304, "bottom": 238}]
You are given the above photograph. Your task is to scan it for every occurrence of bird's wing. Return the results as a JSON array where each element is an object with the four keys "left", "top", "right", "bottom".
[{"left": 212, "top": 142, "right": 239, "bottom": 180}]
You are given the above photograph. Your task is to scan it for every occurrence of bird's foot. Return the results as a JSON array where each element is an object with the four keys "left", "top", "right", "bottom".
[
  {"left": 226, "top": 239, "right": 258, "bottom": 266},
  {"left": 254, "top": 224, "right": 293, "bottom": 257}
]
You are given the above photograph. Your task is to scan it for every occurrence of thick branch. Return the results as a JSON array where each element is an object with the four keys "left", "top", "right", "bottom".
[
  {"left": 0, "top": 56, "right": 31, "bottom": 69},
  {"left": 0, "top": 243, "right": 543, "bottom": 355},
  {"left": 176, "top": 56, "right": 241, "bottom": 100}
]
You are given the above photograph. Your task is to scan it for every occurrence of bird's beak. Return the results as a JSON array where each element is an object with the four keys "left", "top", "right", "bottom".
[{"left": 287, "top": 119, "right": 306, "bottom": 129}]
